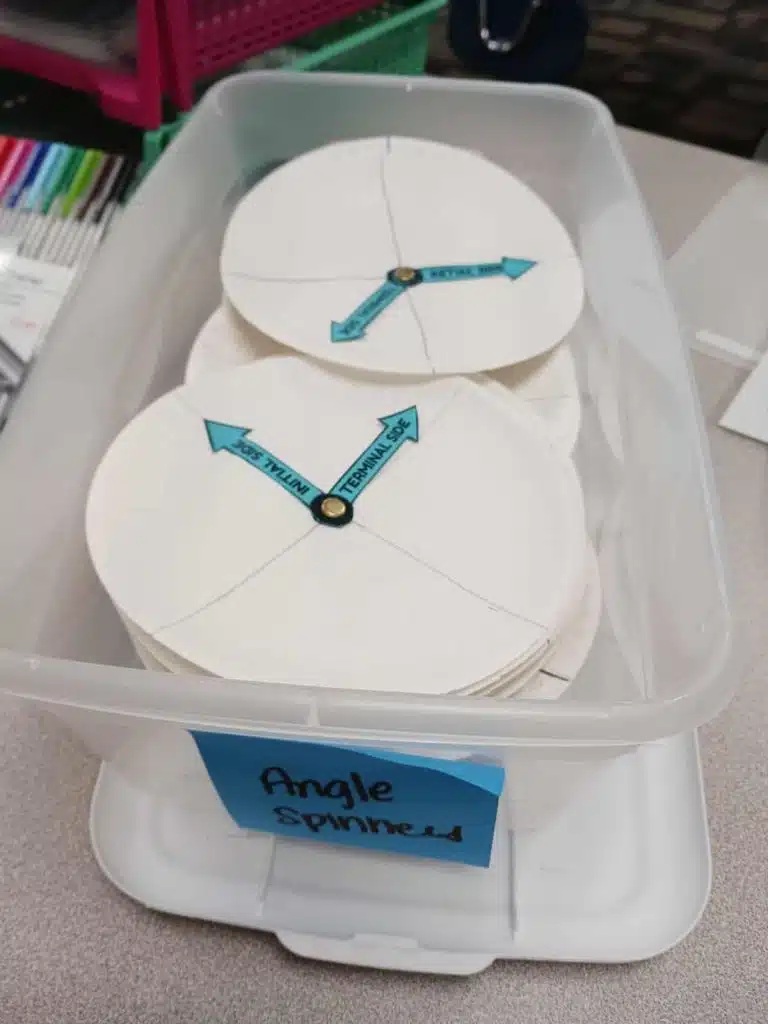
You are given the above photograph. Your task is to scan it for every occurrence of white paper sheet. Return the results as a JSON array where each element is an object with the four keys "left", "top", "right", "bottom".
[
  {"left": 0, "top": 255, "right": 76, "bottom": 364},
  {"left": 720, "top": 346, "right": 768, "bottom": 444}
]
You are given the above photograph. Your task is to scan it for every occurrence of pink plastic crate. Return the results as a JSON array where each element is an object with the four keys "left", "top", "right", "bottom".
[
  {"left": 0, "top": 0, "right": 164, "bottom": 129},
  {"left": 160, "top": 0, "right": 384, "bottom": 110}
]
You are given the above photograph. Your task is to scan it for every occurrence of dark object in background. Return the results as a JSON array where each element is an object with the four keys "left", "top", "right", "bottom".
[
  {"left": 0, "top": 68, "right": 143, "bottom": 155},
  {"left": 0, "top": 1, "right": 137, "bottom": 64},
  {"left": 1, "top": 1, "right": 134, "bottom": 19},
  {"left": 448, "top": 0, "right": 588, "bottom": 83}
]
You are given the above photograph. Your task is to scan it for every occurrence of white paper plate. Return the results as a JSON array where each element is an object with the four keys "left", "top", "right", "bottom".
[
  {"left": 454, "top": 642, "right": 555, "bottom": 698},
  {"left": 459, "top": 536, "right": 597, "bottom": 699},
  {"left": 124, "top": 593, "right": 560, "bottom": 695},
  {"left": 482, "top": 343, "right": 581, "bottom": 453},
  {"left": 129, "top": 630, "right": 170, "bottom": 673},
  {"left": 122, "top": 529, "right": 575, "bottom": 692},
  {"left": 221, "top": 137, "right": 584, "bottom": 376},
  {"left": 88, "top": 357, "right": 585, "bottom": 695},
  {"left": 125, "top": 544, "right": 598, "bottom": 700},
  {"left": 502, "top": 543, "right": 602, "bottom": 700},
  {"left": 126, "top": 612, "right": 552, "bottom": 696},
  {"left": 186, "top": 305, "right": 581, "bottom": 453},
  {"left": 127, "top": 609, "right": 555, "bottom": 699},
  {"left": 184, "top": 303, "right": 284, "bottom": 384},
  {"left": 123, "top": 614, "right": 201, "bottom": 675}
]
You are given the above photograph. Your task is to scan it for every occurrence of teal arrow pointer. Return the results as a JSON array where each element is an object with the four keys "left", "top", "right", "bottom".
[
  {"left": 205, "top": 420, "right": 323, "bottom": 509},
  {"left": 331, "top": 279, "right": 405, "bottom": 342},
  {"left": 329, "top": 406, "right": 419, "bottom": 501},
  {"left": 419, "top": 257, "right": 536, "bottom": 284},
  {"left": 330, "top": 259, "right": 536, "bottom": 342}
]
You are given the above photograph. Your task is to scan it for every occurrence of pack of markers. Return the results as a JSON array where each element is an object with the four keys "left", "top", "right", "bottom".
[
  {"left": 0, "top": 136, "right": 138, "bottom": 430},
  {"left": 0, "top": 137, "right": 137, "bottom": 264},
  {"left": 85, "top": 136, "right": 601, "bottom": 702}
]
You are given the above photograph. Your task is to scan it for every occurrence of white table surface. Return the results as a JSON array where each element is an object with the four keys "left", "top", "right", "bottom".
[{"left": 1, "top": 127, "right": 767, "bottom": 1024}]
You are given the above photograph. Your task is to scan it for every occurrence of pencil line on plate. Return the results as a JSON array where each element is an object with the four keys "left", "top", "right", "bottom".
[
  {"left": 225, "top": 270, "right": 385, "bottom": 284},
  {"left": 520, "top": 394, "right": 571, "bottom": 402},
  {"left": 151, "top": 525, "right": 319, "bottom": 636},
  {"left": 404, "top": 290, "right": 436, "bottom": 375},
  {"left": 353, "top": 520, "right": 549, "bottom": 630},
  {"left": 379, "top": 135, "right": 403, "bottom": 266},
  {"left": 378, "top": 139, "right": 435, "bottom": 373}
]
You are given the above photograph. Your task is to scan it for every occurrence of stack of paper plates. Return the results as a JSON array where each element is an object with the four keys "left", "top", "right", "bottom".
[
  {"left": 186, "top": 304, "right": 582, "bottom": 455},
  {"left": 87, "top": 357, "right": 591, "bottom": 697},
  {"left": 87, "top": 136, "right": 601, "bottom": 699},
  {"left": 124, "top": 541, "right": 602, "bottom": 700}
]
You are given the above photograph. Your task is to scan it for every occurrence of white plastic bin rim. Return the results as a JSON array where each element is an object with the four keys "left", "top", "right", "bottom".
[{"left": 0, "top": 75, "right": 738, "bottom": 750}]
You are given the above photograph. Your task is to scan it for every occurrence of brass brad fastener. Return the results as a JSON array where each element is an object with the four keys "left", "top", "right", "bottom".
[
  {"left": 391, "top": 266, "right": 419, "bottom": 284},
  {"left": 320, "top": 495, "right": 347, "bottom": 520}
]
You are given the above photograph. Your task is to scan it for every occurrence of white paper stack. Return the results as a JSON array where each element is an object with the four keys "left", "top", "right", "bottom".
[{"left": 86, "top": 137, "right": 601, "bottom": 700}]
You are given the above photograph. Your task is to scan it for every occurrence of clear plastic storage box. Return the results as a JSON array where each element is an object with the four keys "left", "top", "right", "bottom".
[{"left": 0, "top": 75, "right": 737, "bottom": 970}]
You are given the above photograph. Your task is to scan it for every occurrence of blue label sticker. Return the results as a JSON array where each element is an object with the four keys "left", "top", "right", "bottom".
[{"left": 191, "top": 732, "right": 504, "bottom": 867}]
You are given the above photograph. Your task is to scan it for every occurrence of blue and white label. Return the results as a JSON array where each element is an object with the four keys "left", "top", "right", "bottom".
[{"left": 192, "top": 731, "right": 504, "bottom": 867}]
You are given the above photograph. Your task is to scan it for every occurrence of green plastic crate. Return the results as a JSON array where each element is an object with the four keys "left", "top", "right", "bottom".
[
  {"left": 141, "top": 0, "right": 443, "bottom": 176},
  {"left": 288, "top": 0, "right": 445, "bottom": 75}
]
